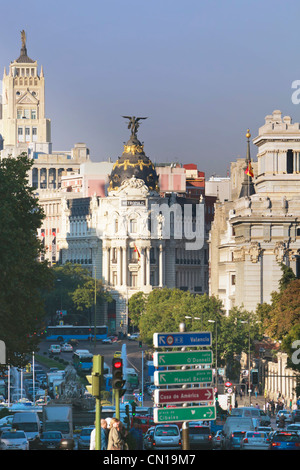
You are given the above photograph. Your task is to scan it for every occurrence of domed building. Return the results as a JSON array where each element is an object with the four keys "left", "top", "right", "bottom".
[
  {"left": 108, "top": 132, "right": 159, "bottom": 193},
  {"left": 60, "top": 117, "right": 207, "bottom": 334}
]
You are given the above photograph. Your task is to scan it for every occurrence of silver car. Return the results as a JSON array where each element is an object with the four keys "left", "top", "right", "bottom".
[
  {"left": 0, "top": 430, "right": 29, "bottom": 450},
  {"left": 153, "top": 425, "right": 181, "bottom": 450},
  {"left": 240, "top": 431, "right": 270, "bottom": 450}
]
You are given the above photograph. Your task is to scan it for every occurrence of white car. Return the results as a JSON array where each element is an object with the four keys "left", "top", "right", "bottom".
[
  {"left": 128, "top": 333, "right": 140, "bottom": 340},
  {"left": 61, "top": 343, "right": 73, "bottom": 352},
  {"left": 240, "top": 431, "right": 270, "bottom": 450},
  {"left": 49, "top": 344, "right": 61, "bottom": 354},
  {"left": 0, "top": 430, "right": 29, "bottom": 450}
]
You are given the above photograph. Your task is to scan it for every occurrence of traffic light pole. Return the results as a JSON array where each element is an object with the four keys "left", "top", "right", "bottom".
[
  {"left": 93, "top": 355, "right": 103, "bottom": 451},
  {"left": 115, "top": 388, "right": 120, "bottom": 420}
]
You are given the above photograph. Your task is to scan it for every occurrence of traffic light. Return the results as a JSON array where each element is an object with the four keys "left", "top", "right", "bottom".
[
  {"left": 131, "top": 402, "right": 136, "bottom": 417},
  {"left": 112, "top": 357, "right": 126, "bottom": 391},
  {"left": 86, "top": 373, "right": 100, "bottom": 397}
]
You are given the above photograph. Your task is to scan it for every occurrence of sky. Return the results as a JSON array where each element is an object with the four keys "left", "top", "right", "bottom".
[{"left": 1, "top": 0, "right": 300, "bottom": 178}]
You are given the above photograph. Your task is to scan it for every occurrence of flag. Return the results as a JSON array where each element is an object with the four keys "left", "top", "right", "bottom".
[
  {"left": 245, "top": 162, "right": 254, "bottom": 178},
  {"left": 134, "top": 244, "right": 140, "bottom": 259}
]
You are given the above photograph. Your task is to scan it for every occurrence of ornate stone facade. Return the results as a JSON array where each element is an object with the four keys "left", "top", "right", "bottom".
[{"left": 210, "top": 110, "right": 300, "bottom": 314}]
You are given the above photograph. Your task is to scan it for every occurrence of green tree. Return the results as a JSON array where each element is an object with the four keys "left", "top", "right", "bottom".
[
  {"left": 128, "top": 291, "right": 147, "bottom": 329},
  {"left": 0, "top": 154, "right": 52, "bottom": 366},
  {"left": 43, "top": 263, "right": 112, "bottom": 325}
]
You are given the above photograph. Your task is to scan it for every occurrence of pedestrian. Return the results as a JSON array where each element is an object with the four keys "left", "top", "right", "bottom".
[
  {"left": 89, "top": 420, "right": 108, "bottom": 450},
  {"left": 129, "top": 420, "right": 143, "bottom": 450},
  {"left": 107, "top": 418, "right": 126, "bottom": 450}
]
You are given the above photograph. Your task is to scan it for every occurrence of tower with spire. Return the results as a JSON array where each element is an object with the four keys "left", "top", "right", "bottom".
[{"left": 0, "top": 30, "right": 51, "bottom": 153}]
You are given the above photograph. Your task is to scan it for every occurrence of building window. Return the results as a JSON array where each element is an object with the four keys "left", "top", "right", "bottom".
[
  {"left": 32, "top": 127, "right": 37, "bottom": 141},
  {"left": 18, "top": 127, "right": 24, "bottom": 142},
  {"left": 25, "top": 127, "right": 30, "bottom": 142},
  {"left": 112, "top": 272, "right": 117, "bottom": 286},
  {"left": 17, "top": 109, "right": 22, "bottom": 119},
  {"left": 31, "top": 109, "right": 36, "bottom": 119},
  {"left": 130, "top": 272, "right": 138, "bottom": 287},
  {"left": 24, "top": 109, "right": 30, "bottom": 119},
  {"left": 130, "top": 219, "right": 137, "bottom": 233}
]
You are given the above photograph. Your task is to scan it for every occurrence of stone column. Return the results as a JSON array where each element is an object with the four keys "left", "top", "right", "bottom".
[
  {"left": 117, "top": 247, "right": 121, "bottom": 287},
  {"left": 122, "top": 245, "right": 127, "bottom": 286},
  {"left": 140, "top": 247, "right": 145, "bottom": 287},
  {"left": 159, "top": 244, "right": 164, "bottom": 287},
  {"left": 146, "top": 247, "right": 150, "bottom": 286}
]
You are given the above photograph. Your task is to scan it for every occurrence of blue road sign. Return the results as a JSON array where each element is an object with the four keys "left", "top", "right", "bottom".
[{"left": 153, "top": 331, "right": 212, "bottom": 348}]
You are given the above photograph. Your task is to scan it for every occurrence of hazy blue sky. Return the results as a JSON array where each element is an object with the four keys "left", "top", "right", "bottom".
[{"left": 1, "top": 0, "right": 300, "bottom": 177}]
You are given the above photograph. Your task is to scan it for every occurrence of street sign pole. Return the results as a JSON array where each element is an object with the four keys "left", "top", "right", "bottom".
[{"left": 179, "top": 322, "right": 189, "bottom": 451}]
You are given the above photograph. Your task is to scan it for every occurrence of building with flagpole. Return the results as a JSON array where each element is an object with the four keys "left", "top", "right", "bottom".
[{"left": 210, "top": 110, "right": 300, "bottom": 314}]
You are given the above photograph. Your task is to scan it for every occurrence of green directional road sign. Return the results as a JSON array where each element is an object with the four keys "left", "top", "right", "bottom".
[
  {"left": 154, "top": 368, "right": 213, "bottom": 386},
  {"left": 154, "top": 405, "right": 216, "bottom": 423},
  {"left": 153, "top": 350, "right": 213, "bottom": 367}
]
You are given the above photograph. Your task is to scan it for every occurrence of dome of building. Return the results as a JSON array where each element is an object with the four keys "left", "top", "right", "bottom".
[{"left": 108, "top": 119, "right": 159, "bottom": 193}]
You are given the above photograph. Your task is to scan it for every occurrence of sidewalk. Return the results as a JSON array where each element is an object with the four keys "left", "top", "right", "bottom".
[{"left": 235, "top": 393, "right": 267, "bottom": 410}]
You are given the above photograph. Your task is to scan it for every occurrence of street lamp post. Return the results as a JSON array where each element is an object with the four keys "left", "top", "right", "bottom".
[
  {"left": 208, "top": 320, "right": 218, "bottom": 391},
  {"left": 241, "top": 320, "right": 251, "bottom": 406}
]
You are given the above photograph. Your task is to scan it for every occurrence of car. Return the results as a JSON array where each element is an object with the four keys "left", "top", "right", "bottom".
[
  {"left": 101, "top": 338, "right": 113, "bottom": 344},
  {"left": 61, "top": 343, "right": 73, "bottom": 352},
  {"left": 128, "top": 333, "right": 140, "bottom": 340},
  {"left": 114, "top": 351, "right": 122, "bottom": 358},
  {"left": 0, "top": 430, "right": 29, "bottom": 450},
  {"left": 130, "top": 416, "right": 154, "bottom": 434},
  {"left": 292, "top": 409, "right": 300, "bottom": 423},
  {"left": 269, "top": 431, "right": 300, "bottom": 450},
  {"left": 143, "top": 427, "right": 155, "bottom": 450},
  {"left": 259, "top": 409, "right": 271, "bottom": 426},
  {"left": 152, "top": 424, "right": 181, "bottom": 450},
  {"left": 186, "top": 424, "right": 213, "bottom": 450},
  {"left": 228, "top": 430, "right": 246, "bottom": 449},
  {"left": 286, "top": 424, "right": 300, "bottom": 435},
  {"left": 78, "top": 426, "right": 94, "bottom": 450},
  {"left": 49, "top": 344, "right": 61, "bottom": 354},
  {"left": 240, "top": 431, "right": 270, "bottom": 450},
  {"left": 212, "top": 430, "right": 225, "bottom": 449},
  {"left": 276, "top": 409, "right": 293, "bottom": 425},
  {"left": 257, "top": 426, "right": 273, "bottom": 435}
]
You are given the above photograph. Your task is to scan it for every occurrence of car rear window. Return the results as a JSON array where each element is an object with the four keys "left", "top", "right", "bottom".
[
  {"left": 189, "top": 427, "right": 210, "bottom": 435},
  {"left": 155, "top": 427, "right": 179, "bottom": 436},
  {"left": 246, "top": 433, "right": 266, "bottom": 438},
  {"left": 275, "top": 434, "right": 300, "bottom": 442}
]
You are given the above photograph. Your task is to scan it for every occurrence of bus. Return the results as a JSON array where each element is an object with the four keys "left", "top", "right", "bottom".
[
  {"left": 125, "top": 368, "right": 139, "bottom": 389},
  {"left": 73, "top": 350, "right": 94, "bottom": 374},
  {"left": 45, "top": 325, "right": 108, "bottom": 342}
]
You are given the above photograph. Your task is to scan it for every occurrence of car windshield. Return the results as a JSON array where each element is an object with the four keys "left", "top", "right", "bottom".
[
  {"left": 2, "top": 431, "right": 26, "bottom": 439},
  {"left": 156, "top": 427, "right": 178, "bottom": 436},
  {"left": 15, "top": 423, "right": 38, "bottom": 432}
]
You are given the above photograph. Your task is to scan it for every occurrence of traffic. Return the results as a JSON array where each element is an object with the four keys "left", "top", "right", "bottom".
[{"left": 0, "top": 332, "right": 299, "bottom": 451}]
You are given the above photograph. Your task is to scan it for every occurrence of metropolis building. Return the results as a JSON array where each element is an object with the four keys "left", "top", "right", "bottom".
[{"left": 59, "top": 124, "right": 208, "bottom": 333}]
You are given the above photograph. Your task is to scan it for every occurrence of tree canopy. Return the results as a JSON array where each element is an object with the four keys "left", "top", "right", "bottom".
[{"left": 0, "top": 154, "right": 52, "bottom": 366}]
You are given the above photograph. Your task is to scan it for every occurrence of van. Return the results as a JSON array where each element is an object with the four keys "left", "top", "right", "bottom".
[
  {"left": 12, "top": 412, "right": 41, "bottom": 442},
  {"left": 223, "top": 417, "right": 255, "bottom": 449},
  {"left": 153, "top": 424, "right": 181, "bottom": 450}
]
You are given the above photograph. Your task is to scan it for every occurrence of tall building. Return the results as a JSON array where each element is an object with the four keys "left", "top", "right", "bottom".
[
  {"left": 210, "top": 110, "right": 300, "bottom": 314},
  {"left": 0, "top": 32, "right": 92, "bottom": 264}
]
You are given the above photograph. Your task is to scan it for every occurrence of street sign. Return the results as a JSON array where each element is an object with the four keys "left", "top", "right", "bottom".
[
  {"left": 154, "top": 368, "right": 213, "bottom": 386},
  {"left": 154, "top": 405, "right": 216, "bottom": 423},
  {"left": 153, "top": 350, "right": 213, "bottom": 367},
  {"left": 154, "top": 387, "right": 214, "bottom": 405},
  {"left": 153, "top": 332, "right": 212, "bottom": 348}
]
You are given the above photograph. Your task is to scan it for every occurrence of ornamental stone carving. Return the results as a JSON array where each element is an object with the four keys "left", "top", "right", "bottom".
[
  {"left": 249, "top": 241, "right": 262, "bottom": 263},
  {"left": 274, "top": 241, "right": 286, "bottom": 262}
]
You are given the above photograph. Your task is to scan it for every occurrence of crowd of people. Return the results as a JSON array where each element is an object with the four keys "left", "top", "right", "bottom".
[{"left": 89, "top": 418, "right": 143, "bottom": 451}]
